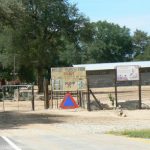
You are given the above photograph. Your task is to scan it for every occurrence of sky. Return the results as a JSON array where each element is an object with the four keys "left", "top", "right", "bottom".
[{"left": 69, "top": 0, "right": 150, "bottom": 34}]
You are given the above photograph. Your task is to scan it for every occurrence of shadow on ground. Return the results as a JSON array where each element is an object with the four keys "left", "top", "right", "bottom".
[
  {"left": 0, "top": 111, "right": 73, "bottom": 129},
  {"left": 118, "top": 100, "right": 150, "bottom": 110}
]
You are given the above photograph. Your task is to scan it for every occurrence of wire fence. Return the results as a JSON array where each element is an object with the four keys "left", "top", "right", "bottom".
[{"left": 0, "top": 85, "right": 44, "bottom": 112}]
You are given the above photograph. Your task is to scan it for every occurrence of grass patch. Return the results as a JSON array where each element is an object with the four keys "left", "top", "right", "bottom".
[{"left": 108, "top": 129, "right": 150, "bottom": 139}]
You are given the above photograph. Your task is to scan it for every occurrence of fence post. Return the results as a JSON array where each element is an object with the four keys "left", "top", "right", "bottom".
[
  {"left": 114, "top": 69, "right": 118, "bottom": 107},
  {"left": 86, "top": 78, "right": 91, "bottom": 111},
  {"left": 44, "top": 78, "right": 49, "bottom": 109},
  {"left": 139, "top": 69, "right": 142, "bottom": 109},
  {"left": 17, "top": 86, "right": 20, "bottom": 111},
  {"left": 79, "top": 91, "right": 82, "bottom": 107},
  {"left": 32, "top": 85, "right": 35, "bottom": 111}
]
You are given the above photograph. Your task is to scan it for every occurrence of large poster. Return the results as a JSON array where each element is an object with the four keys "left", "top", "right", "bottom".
[
  {"left": 116, "top": 65, "right": 139, "bottom": 81},
  {"left": 51, "top": 67, "right": 87, "bottom": 91}
]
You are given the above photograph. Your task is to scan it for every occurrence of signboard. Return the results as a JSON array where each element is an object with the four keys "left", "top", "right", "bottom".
[
  {"left": 60, "top": 93, "right": 79, "bottom": 109},
  {"left": 116, "top": 65, "right": 139, "bottom": 81},
  {"left": 51, "top": 67, "right": 86, "bottom": 91}
]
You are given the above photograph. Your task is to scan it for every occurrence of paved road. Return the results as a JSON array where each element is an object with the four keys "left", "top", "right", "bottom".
[
  {"left": 1, "top": 131, "right": 150, "bottom": 150},
  {"left": 0, "top": 136, "right": 19, "bottom": 150}
]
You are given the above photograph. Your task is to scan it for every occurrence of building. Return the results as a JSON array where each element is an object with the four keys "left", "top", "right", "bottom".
[{"left": 73, "top": 61, "right": 150, "bottom": 88}]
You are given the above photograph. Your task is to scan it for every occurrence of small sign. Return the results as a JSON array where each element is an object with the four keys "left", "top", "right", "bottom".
[
  {"left": 116, "top": 65, "right": 139, "bottom": 81},
  {"left": 60, "top": 93, "right": 79, "bottom": 109}
]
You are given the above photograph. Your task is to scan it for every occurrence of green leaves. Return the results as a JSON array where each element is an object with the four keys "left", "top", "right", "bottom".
[
  {"left": 85, "top": 21, "right": 132, "bottom": 63},
  {"left": 132, "top": 29, "right": 149, "bottom": 58},
  {"left": 1, "top": 0, "right": 150, "bottom": 83}
]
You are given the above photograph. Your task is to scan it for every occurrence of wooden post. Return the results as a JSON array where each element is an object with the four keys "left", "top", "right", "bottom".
[
  {"left": 86, "top": 78, "right": 91, "bottom": 111},
  {"left": 51, "top": 90, "right": 53, "bottom": 109},
  {"left": 50, "top": 79, "right": 53, "bottom": 109},
  {"left": 31, "top": 85, "right": 35, "bottom": 111},
  {"left": 77, "top": 90, "right": 79, "bottom": 105},
  {"left": 81, "top": 91, "right": 84, "bottom": 109},
  {"left": 56, "top": 91, "right": 58, "bottom": 108},
  {"left": 139, "top": 69, "right": 142, "bottom": 109},
  {"left": 79, "top": 91, "right": 82, "bottom": 107},
  {"left": 44, "top": 79, "right": 49, "bottom": 109},
  {"left": 114, "top": 69, "right": 118, "bottom": 107},
  {"left": 89, "top": 89, "right": 103, "bottom": 110},
  {"left": 17, "top": 86, "right": 20, "bottom": 111},
  {"left": 2, "top": 89, "right": 5, "bottom": 112}
]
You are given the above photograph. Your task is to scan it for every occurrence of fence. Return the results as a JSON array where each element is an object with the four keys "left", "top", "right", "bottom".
[
  {"left": 0, "top": 85, "right": 37, "bottom": 112},
  {"left": 87, "top": 73, "right": 150, "bottom": 110},
  {"left": 37, "top": 72, "right": 150, "bottom": 111}
]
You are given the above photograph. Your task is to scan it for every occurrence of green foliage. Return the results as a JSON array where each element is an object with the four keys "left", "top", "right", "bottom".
[
  {"left": 133, "top": 30, "right": 150, "bottom": 61},
  {"left": 85, "top": 21, "right": 133, "bottom": 63},
  {"left": 108, "top": 93, "right": 115, "bottom": 106},
  {"left": 108, "top": 129, "right": 150, "bottom": 139},
  {"left": 1, "top": 0, "right": 150, "bottom": 89},
  {"left": 18, "top": 65, "right": 35, "bottom": 83},
  {"left": 132, "top": 30, "right": 149, "bottom": 57},
  {"left": 0, "top": 0, "right": 90, "bottom": 92}
]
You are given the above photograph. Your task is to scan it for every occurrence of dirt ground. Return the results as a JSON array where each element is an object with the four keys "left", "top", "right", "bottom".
[
  {"left": 0, "top": 86, "right": 150, "bottom": 150},
  {"left": 0, "top": 109, "right": 150, "bottom": 138},
  {"left": 0, "top": 86, "right": 150, "bottom": 136}
]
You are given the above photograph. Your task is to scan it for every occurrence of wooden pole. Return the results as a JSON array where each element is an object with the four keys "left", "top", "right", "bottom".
[
  {"left": 51, "top": 90, "right": 53, "bottom": 109},
  {"left": 44, "top": 79, "right": 49, "bottom": 109},
  {"left": 139, "top": 69, "right": 142, "bottom": 109},
  {"left": 17, "top": 86, "right": 20, "bottom": 111},
  {"left": 31, "top": 85, "right": 35, "bottom": 111},
  {"left": 57, "top": 91, "right": 58, "bottom": 108},
  {"left": 2, "top": 90, "right": 5, "bottom": 112},
  {"left": 79, "top": 91, "right": 82, "bottom": 107},
  {"left": 86, "top": 78, "right": 91, "bottom": 111},
  {"left": 50, "top": 79, "right": 53, "bottom": 109},
  {"left": 82, "top": 91, "right": 85, "bottom": 109},
  {"left": 89, "top": 89, "right": 103, "bottom": 110},
  {"left": 114, "top": 69, "right": 118, "bottom": 107}
]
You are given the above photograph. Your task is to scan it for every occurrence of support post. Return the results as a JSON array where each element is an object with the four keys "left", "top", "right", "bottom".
[
  {"left": 79, "top": 91, "right": 82, "bottom": 107},
  {"left": 17, "top": 86, "right": 20, "bottom": 111},
  {"left": 44, "top": 78, "right": 49, "bottom": 109},
  {"left": 139, "top": 69, "right": 142, "bottom": 109},
  {"left": 32, "top": 85, "right": 35, "bottom": 111},
  {"left": 86, "top": 78, "right": 91, "bottom": 111},
  {"left": 114, "top": 69, "right": 118, "bottom": 107}
]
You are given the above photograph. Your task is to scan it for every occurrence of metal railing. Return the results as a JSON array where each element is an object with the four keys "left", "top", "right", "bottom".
[{"left": 0, "top": 84, "right": 34, "bottom": 111}]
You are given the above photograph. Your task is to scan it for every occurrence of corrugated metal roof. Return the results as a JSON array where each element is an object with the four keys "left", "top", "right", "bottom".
[{"left": 73, "top": 61, "right": 150, "bottom": 71}]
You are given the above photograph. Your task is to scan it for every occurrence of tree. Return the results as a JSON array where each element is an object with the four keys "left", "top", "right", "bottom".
[
  {"left": 132, "top": 29, "right": 149, "bottom": 58},
  {"left": 59, "top": 22, "right": 94, "bottom": 65},
  {"left": 0, "top": 0, "right": 26, "bottom": 80},
  {"left": 0, "top": 0, "right": 89, "bottom": 92},
  {"left": 85, "top": 21, "right": 133, "bottom": 63}
]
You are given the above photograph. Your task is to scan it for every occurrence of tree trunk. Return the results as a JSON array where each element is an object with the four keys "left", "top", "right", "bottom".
[{"left": 37, "top": 67, "right": 44, "bottom": 93}]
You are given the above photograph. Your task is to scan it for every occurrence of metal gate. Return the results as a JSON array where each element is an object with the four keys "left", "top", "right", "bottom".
[{"left": 0, "top": 85, "right": 44, "bottom": 112}]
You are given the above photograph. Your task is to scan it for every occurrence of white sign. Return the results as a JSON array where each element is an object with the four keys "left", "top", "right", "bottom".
[{"left": 116, "top": 65, "right": 139, "bottom": 81}]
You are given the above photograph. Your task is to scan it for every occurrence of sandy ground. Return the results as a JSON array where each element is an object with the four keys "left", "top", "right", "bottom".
[
  {"left": 0, "top": 109, "right": 150, "bottom": 150},
  {"left": 0, "top": 108, "right": 150, "bottom": 137},
  {"left": 0, "top": 86, "right": 150, "bottom": 137},
  {"left": 0, "top": 86, "right": 150, "bottom": 149}
]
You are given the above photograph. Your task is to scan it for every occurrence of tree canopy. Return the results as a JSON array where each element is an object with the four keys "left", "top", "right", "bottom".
[
  {"left": 84, "top": 21, "right": 133, "bottom": 63},
  {"left": 0, "top": 0, "right": 150, "bottom": 91}
]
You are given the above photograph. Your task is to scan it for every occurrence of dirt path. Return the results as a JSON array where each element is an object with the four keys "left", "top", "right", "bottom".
[
  {"left": 0, "top": 109, "right": 150, "bottom": 150},
  {"left": 0, "top": 109, "right": 150, "bottom": 135}
]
